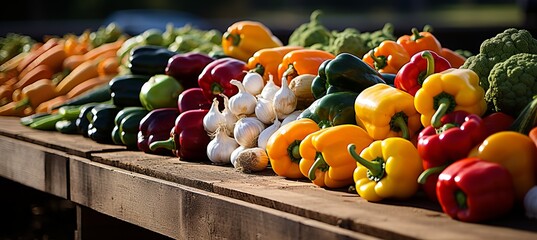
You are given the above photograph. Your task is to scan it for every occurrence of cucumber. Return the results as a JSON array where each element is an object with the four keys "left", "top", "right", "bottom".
[
  {"left": 55, "top": 119, "right": 79, "bottom": 134},
  {"left": 510, "top": 96, "right": 537, "bottom": 135},
  {"left": 29, "top": 114, "right": 64, "bottom": 131},
  {"left": 20, "top": 112, "right": 52, "bottom": 126}
]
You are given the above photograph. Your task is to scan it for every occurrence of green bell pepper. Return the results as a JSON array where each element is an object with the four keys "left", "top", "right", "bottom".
[
  {"left": 139, "top": 74, "right": 184, "bottom": 111},
  {"left": 311, "top": 53, "right": 386, "bottom": 99},
  {"left": 87, "top": 103, "right": 121, "bottom": 144},
  {"left": 111, "top": 106, "right": 149, "bottom": 149},
  {"left": 297, "top": 91, "right": 358, "bottom": 128}
]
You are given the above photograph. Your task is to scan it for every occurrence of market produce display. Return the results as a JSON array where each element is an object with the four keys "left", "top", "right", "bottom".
[{"left": 1, "top": 10, "right": 537, "bottom": 226}]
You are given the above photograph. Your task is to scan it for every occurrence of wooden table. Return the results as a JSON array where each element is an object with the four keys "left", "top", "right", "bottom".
[{"left": 0, "top": 116, "right": 535, "bottom": 240}]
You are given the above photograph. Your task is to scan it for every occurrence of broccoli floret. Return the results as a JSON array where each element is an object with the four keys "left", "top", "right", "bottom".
[
  {"left": 288, "top": 10, "right": 333, "bottom": 47},
  {"left": 461, "top": 28, "right": 537, "bottom": 91},
  {"left": 486, "top": 53, "right": 537, "bottom": 117},
  {"left": 327, "top": 28, "right": 368, "bottom": 57}
]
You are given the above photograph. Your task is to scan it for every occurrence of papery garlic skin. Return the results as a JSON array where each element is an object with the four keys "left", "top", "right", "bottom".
[
  {"left": 243, "top": 71, "right": 265, "bottom": 96},
  {"left": 255, "top": 97, "right": 276, "bottom": 124},
  {"left": 203, "top": 98, "right": 225, "bottom": 136},
  {"left": 229, "top": 80, "right": 257, "bottom": 117},
  {"left": 206, "top": 128, "right": 239, "bottom": 165},
  {"left": 257, "top": 118, "right": 281, "bottom": 150},
  {"left": 281, "top": 110, "right": 303, "bottom": 126},
  {"left": 220, "top": 94, "right": 238, "bottom": 136},
  {"left": 233, "top": 117, "right": 265, "bottom": 148},
  {"left": 259, "top": 74, "right": 280, "bottom": 101},
  {"left": 230, "top": 145, "right": 247, "bottom": 168},
  {"left": 273, "top": 76, "right": 297, "bottom": 118}
]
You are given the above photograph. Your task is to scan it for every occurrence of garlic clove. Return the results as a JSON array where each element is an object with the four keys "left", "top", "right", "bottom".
[
  {"left": 255, "top": 97, "right": 276, "bottom": 124},
  {"left": 229, "top": 80, "right": 257, "bottom": 117},
  {"left": 243, "top": 71, "right": 265, "bottom": 96},
  {"left": 272, "top": 76, "right": 297, "bottom": 117}
]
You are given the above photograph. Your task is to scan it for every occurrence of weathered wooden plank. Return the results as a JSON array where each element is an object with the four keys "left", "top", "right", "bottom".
[
  {"left": 0, "top": 116, "right": 125, "bottom": 158},
  {"left": 0, "top": 135, "right": 68, "bottom": 198},
  {"left": 69, "top": 156, "right": 380, "bottom": 240}
]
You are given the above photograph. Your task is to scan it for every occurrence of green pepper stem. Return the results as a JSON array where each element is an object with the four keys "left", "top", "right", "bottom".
[
  {"left": 282, "top": 64, "right": 297, "bottom": 81},
  {"left": 252, "top": 64, "right": 265, "bottom": 77},
  {"left": 455, "top": 190, "right": 468, "bottom": 209},
  {"left": 348, "top": 144, "right": 383, "bottom": 178},
  {"left": 410, "top": 28, "right": 423, "bottom": 41},
  {"left": 287, "top": 140, "right": 302, "bottom": 163},
  {"left": 369, "top": 51, "right": 387, "bottom": 70},
  {"left": 392, "top": 114, "right": 410, "bottom": 140},
  {"left": 431, "top": 98, "right": 451, "bottom": 128},
  {"left": 417, "top": 165, "right": 447, "bottom": 184},
  {"left": 308, "top": 153, "right": 327, "bottom": 181},
  {"left": 211, "top": 82, "right": 224, "bottom": 95},
  {"left": 149, "top": 138, "right": 175, "bottom": 151},
  {"left": 224, "top": 32, "right": 241, "bottom": 46},
  {"left": 419, "top": 51, "right": 435, "bottom": 85}
]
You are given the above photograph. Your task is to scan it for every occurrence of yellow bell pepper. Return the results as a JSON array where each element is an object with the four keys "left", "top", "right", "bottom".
[
  {"left": 355, "top": 83, "right": 422, "bottom": 141},
  {"left": 266, "top": 118, "right": 320, "bottom": 179},
  {"left": 348, "top": 137, "right": 423, "bottom": 202},
  {"left": 468, "top": 131, "right": 537, "bottom": 201},
  {"left": 414, "top": 68, "right": 487, "bottom": 128},
  {"left": 299, "top": 124, "right": 373, "bottom": 188},
  {"left": 222, "top": 21, "right": 283, "bottom": 62}
]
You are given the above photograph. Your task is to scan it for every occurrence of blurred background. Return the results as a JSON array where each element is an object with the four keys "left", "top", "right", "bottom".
[{"left": 1, "top": 0, "right": 536, "bottom": 53}]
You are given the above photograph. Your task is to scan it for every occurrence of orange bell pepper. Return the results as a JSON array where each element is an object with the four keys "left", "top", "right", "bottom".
[
  {"left": 277, "top": 49, "right": 335, "bottom": 86},
  {"left": 397, "top": 28, "right": 442, "bottom": 57},
  {"left": 362, "top": 40, "right": 410, "bottom": 74},
  {"left": 440, "top": 47, "right": 467, "bottom": 68},
  {"left": 299, "top": 124, "right": 373, "bottom": 188},
  {"left": 247, "top": 46, "right": 304, "bottom": 83},
  {"left": 266, "top": 118, "right": 320, "bottom": 179},
  {"left": 222, "top": 21, "right": 283, "bottom": 62}
]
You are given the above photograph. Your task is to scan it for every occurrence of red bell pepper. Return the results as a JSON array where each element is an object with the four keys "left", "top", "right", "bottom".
[
  {"left": 137, "top": 108, "right": 180, "bottom": 156},
  {"left": 197, "top": 57, "right": 247, "bottom": 104},
  {"left": 165, "top": 52, "right": 215, "bottom": 90},
  {"left": 149, "top": 109, "right": 210, "bottom": 162},
  {"left": 394, "top": 50, "right": 451, "bottom": 96},
  {"left": 437, "top": 157, "right": 515, "bottom": 222},
  {"left": 482, "top": 111, "right": 515, "bottom": 137},
  {"left": 417, "top": 111, "right": 487, "bottom": 201},
  {"left": 177, "top": 87, "right": 211, "bottom": 113}
]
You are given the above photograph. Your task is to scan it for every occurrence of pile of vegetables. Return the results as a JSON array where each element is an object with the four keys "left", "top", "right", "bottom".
[{"left": 1, "top": 9, "right": 537, "bottom": 224}]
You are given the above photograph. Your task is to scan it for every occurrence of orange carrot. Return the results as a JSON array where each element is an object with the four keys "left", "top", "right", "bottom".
[
  {"left": 55, "top": 59, "right": 100, "bottom": 96},
  {"left": 35, "top": 95, "right": 68, "bottom": 114},
  {"left": 17, "top": 38, "right": 58, "bottom": 73},
  {"left": 13, "top": 65, "right": 54, "bottom": 90},
  {"left": 66, "top": 74, "right": 114, "bottom": 99},
  {"left": 19, "top": 43, "right": 66, "bottom": 78}
]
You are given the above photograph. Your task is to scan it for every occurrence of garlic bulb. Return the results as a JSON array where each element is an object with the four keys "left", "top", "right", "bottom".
[
  {"left": 234, "top": 147, "right": 270, "bottom": 173},
  {"left": 230, "top": 145, "right": 247, "bottom": 168},
  {"left": 281, "top": 110, "right": 303, "bottom": 126},
  {"left": 273, "top": 76, "right": 297, "bottom": 118},
  {"left": 289, "top": 74, "right": 316, "bottom": 110},
  {"left": 203, "top": 97, "right": 225, "bottom": 135},
  {"left": 259, "top": 74, "right": 280, "bottom": 101},
  {"left": 255, "top": 97, "right": 276, "bottom": 124},
  {"left": 220, "top": 94, "right": 238, "bottom": 136},
  {"left": 206, "top": 127, "right": 239, "bottom": 165},
  {"left": 228, "top": 79, "right": 257, "bottom": 117},
  {"left": 234, "top": 117, "right": 265, "bottom": 148},
  {"left": 243, "top": 71, "right": 265, "bottom": 96},
  {"left": 257, "top": 117, "right": 281, "bottom": 150}
]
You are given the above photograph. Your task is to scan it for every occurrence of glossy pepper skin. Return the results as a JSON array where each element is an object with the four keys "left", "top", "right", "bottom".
[
  {"left": 111, "top": 107, "right": 149, "bottom": 149},
  {"left": 362, "top": 40, "right": 410, "bottom": 74},
  {"left": 266, "top": 118, "right": 321, "bottom": 179},
  {"left": 299, "top": 124, "right": 373, "bottom": 188},
  {"left": 222, "top": 20, "right": 283, "bottom": 62},
  {"left": 394, "top": 50, "right": 452, "bottom": 96},
  {"left": 139, "top": 74, "right": 184, "bottom": 111},
  {"left": 128, "top": 45, "right": 177, "bottom": 76},
  {"left": 298, "top": 91, "right": 358, "bottom": 128},
  {"left": 437, "top": 157, "right": 515, "bottom": 223},
  {"left": 137, "top": 108, "right": 180, "bottom": 156},
  {"left": 348, "top": 137, "right": 423, "bottom": 202},
  {"left": 247, "top": 46, "right": 304, "bottom": 83},
  {"left": 197, "top": 57, "right": 247, "bottom": 104},
  {"left": 311, "top": 53, "right": 386, "bottom": 99},
  {"left": 468, "top": 131, "right": 537, "bottom": 201},
  {"left": 355, "top": 84, "right": 422, "bottom": 140},
  {"left": 277, "top": 49, "right": 335, "bottom": 86},
  {"left": 177, "top": 87, "right": 211, "bottom": 113},
  {"left": 149, "top": 109, "right": 210, "bottom": 161},
  {"left": 87, "top": 103, "right": 121, "bottom": 144},
  {"left": 109, "top": 74, "right": 151, "bottom": 108},
  {"left": 417, "top": 112, "right": 487, "bottom": 201},
  {"left": 414, "top": 68, "right": 487, "bottom": 128},
  {"left": 396, "top": 28, "right": 442, "bottom": 57},
  {"left": 165, "top": 52, "right": 214, "bottom": 90}
]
